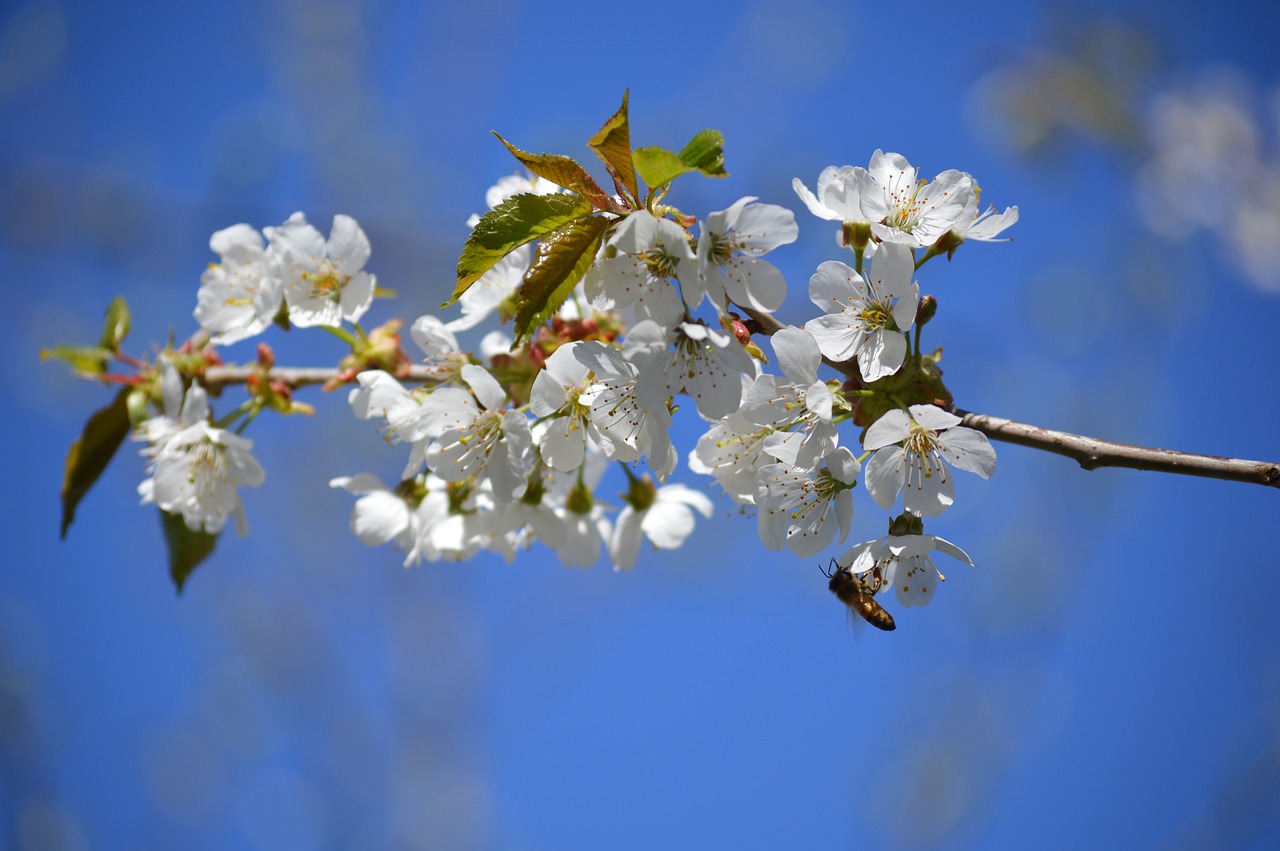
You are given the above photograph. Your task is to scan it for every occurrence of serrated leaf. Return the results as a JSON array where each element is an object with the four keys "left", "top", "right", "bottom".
[
  {"left": 492, "top": 132, "right": 619, "bottom": 213},
  {"left": 512, "top": 215, "right": 611, "bottom": 346},
  {"left": 588, "top": 90, "right": 638, "bottom": 201},
  {"left": 633, "top": 145, "right": 696, "bottom": 189},
  {"left": 60, "top": 388, "right": 132, "bottom": 538},
  {"left": 448, "top": 193, "right": 594, "bottom": 306},
  {"left": 40, "top": 345, "right": 114, "bottom": 376},
  {"left": 679, "top": 129, "right": 728, "bottom": 177},
  {"left": 98, "top": 296, "right": 130, "bottom": 352},
  {"left": 160, "top": 510, "right": 218, "bottom": 594}
]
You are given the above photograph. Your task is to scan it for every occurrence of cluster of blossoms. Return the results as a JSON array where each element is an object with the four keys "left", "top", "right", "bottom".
[
  {"left": 126, "top": 114, "right": 1018, "bottom": 620},
  {"left": 196, "top": 212, "right": 377, "bottom": 343},
  {"left": 135, "top": 360, "right": 264, "bottom": 536}
]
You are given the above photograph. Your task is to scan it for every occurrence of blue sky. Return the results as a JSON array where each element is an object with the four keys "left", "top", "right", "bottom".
[{"left": 4, "top": 0, "right": 1280, "bottom": 848}]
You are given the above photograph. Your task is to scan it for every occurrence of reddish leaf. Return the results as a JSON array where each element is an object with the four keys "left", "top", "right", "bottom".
[
  {"left": 512, "top": 215, "right": 611, "bottom": 345},
  {"left": 588, "top": 90, "right": 638, "bottom": 201}
]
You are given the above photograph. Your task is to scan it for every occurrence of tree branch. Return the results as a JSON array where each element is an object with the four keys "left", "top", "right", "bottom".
[
  {"left": 200, "top": 364, "right": 438, "bottom": 389},
  {"left": 736, "top": 305, "right": 1280, "bottom": 490},
  {"left": 951, "top": 408, "right": 1280, "bottom": 489},
  {"left": 201, "top": 317, "right": 1280, "bottom": 489}
]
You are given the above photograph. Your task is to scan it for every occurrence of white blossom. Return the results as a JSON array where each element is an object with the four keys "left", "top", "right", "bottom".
[
  {"left": 484, "top": 173, "right": 561, "bottom": 210},
  {"left": 445, "top": 243, "right": 530, "bottom": 332},
  {"left": 793, "top": 165, "right": 872, "bottom": 226},
  {"left": 610, "top": 480, "right": 713, "bottom": 571},
  {"left": 804, "top": 243, "right": 919, "bottom": 382},
  {"left": 689, "top": 196, "right": 797, "bottom": 314},
  {"left": 409, "top": 315, "right": 469, "bottom": 383},
  {"left": 738, "top": 326, "right": 837, "bottom": 470},
  {"left": 688, "top": 407, "right": 775, "bottom": 505},
  {"left": 584, "top": 210, "right": 689, "bottom": 328},
  {"left": 419, "top": 364, "right": 532, "bottom": 502},
  {"left": 530, "top": 342, "right": 603, "bottom": 472},
  {"left": 267, "top": 212, "right": 376, "bottom": 328},
  {"left": 571, "top": 339, "right": 677, "bottom": 478},
  {"left": 136, "top": 369, "right": 263, "bottom": 535},
  {"left": 947, "top": 202, "right": 1019, "bottom": 243},
  {"left": 635, "top": 320, "right": 754, "bottom": 421},
  {"left": 329, "top": 473, "right": 418, "bottom": 557},
  {"left": 194, "top": 224, "right": 284, "bottom": 345},
  {"left": 756, "top": 447, "right": 859, "bottom": 557},
  {"left": 863, "top": 405, "right": 997, "bottom": 516},
  {"left": 859, "top": 151, "right": 974, "bottom": 247},
  {"left": 841, "top": 533, "right": 974, "bottom": 608}
]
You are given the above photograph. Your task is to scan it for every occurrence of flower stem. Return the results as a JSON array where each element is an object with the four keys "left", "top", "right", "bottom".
[
  {"left": 213, "top": 400, "right": 257, "bottom": 430},
  {"left": 320, "top": 325, "right": 359, "bottom": 348}
]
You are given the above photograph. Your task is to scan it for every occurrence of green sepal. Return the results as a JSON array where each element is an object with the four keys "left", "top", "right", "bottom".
[
  {"left": 60, "top": 388, "right": 132, "bottom": 538},
  {"left": 40, "top": 345, "right": 115, "bottom": 376},
  {"left": 448, "top": 193, "right": 594, "bottom": 307},
  {"left": 98, "top": 296, "right": 131, "bottom": 353},
  {"left": 512, "top": 215, "right": 611, "bottom": 346},
  {"left": 492, "top": 132, "right": 620, "bottom": 213},
  {"left": 588, "top": 90, "right": 638, "bottom": 201},
  {"left": 160, "top": 510, "right": 218, "bottom": 594}
]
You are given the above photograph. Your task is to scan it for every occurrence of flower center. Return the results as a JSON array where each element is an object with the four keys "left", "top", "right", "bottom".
[
  {"left": 301, "top": 258, "right": 350, "bottom": 301},
  {"left": 903, "top": 423, "right": 944, "bottom": 481},
  {"left": 706, "top": 232, "right": 734, "bottom": 267},
  {"left": 186, "top": 440, "right": 227, "bottom": 496},
  {"left": 858, "top": 298, "right": 895, "bottom": 331},
  {"left": 883, "top": 179, "right": 928, "bottom": 233}
]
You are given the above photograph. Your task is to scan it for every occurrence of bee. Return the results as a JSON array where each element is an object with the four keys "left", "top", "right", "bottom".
[{"left": 822, "top": 559, "right": 896, "bottom": 631}]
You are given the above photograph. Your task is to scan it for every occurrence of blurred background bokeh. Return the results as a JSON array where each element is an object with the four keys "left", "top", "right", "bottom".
[{"left": 4, "top": 0, "right": 1280, "bottom": 848}]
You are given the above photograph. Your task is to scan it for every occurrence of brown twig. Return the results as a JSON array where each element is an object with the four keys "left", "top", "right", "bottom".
[
  {"left": 200, "top": 364, "right": 438, "bottom": 390},
  {"left": 201, "top": 315, "right": 1280, "bottom": 489},
  {"left": 951, "top": 408, "right": 1280, "bottom": 489},
  {"left": 737, "top": 305, "right": 1280, "bottom": 490}
]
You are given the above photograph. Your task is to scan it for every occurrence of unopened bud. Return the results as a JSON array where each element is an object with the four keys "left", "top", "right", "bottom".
[
  {"left": 842, "top": 220, "right": 872, "bottom": 250},
  {"left": 888, "top": 512, "right": 924, "bottom": 538},
  {"left": 916, "top": 295, "right": 938, "bottom": 327},
  {"left": 126, "top": 387, "right": 151, "bottom": 425},
  {"left": 256, "top": 342, "right": 275, "bottom": 369},
  {"left": 932, "top": 230, "right": 964, "bottom": 260}
]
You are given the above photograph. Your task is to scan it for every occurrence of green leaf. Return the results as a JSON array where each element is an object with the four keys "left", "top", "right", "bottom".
[
  {"left": 512, "top": 215, "right": 611, "bottom": 346},
  {"left": 633, "top": 145, "right": 695, "bottom": 189},
  {"left": 588, "top": 90, "right": 638, "bottom": 201},
  {"left": 448, "top": 193, "right": 594, "bottom": 306},
  {"left": 492, "top": 132, "right": 618, "bottom": 212},
  {"left": 60, "top": 388, "right": 132, "bottom": 538},
  {"left": 678, "top": 129, "right": 728, "bottom": 177},
  {"left": 40, "top": 345, "right": 115, "bottom": 376},
  {"left": 160, "top": 510, "right": 218, "bottom": 594},
  {"left": 97, "top": 296, "right": 131, "bottom": 353},
  {"left": 632, "top": 130, "right": 727, "bottom": 188}
]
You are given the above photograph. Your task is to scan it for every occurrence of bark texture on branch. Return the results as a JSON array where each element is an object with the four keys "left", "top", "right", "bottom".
[
  {"left": 952, "top": 408, "right": 1280, "bottom": 489},
  {"left": 201, "top": 364, "right": 439, "bottom": 389}
]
